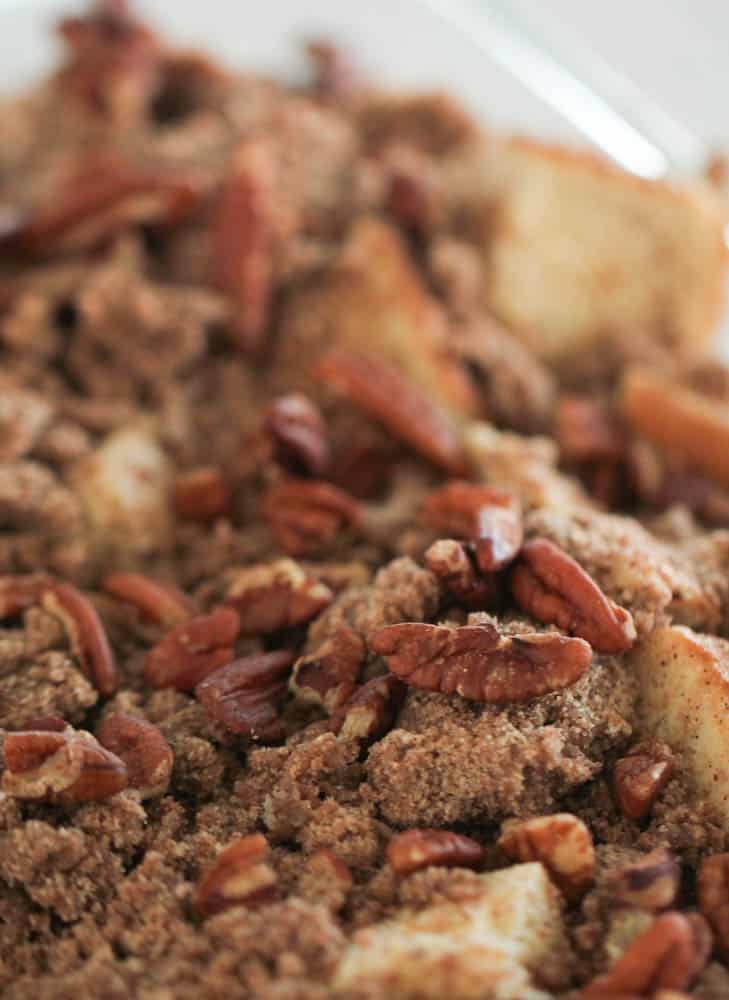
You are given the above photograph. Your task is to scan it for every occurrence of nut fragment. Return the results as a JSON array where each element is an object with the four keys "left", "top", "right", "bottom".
[
  {"left": 422, "top": 481, "right": 522, "bottom": 571},
  {"left": 291, "top": 626, "right": 366, "bottom": 711},
  {"left": 195, "top": 834, "right": 278, "bottom": 917},
  {"left": 262, "top": 394, "right": 330, "bottom": 477},
  {"left": 0, "top": 574, "right": 45, "bottom": 619},
  {"left": 314, "top": 350, "right": 468, "bottom": 475},
  {"left": 329, "top": 674, "right": 406, "bottom": 741},
  {"left": 386, "top": 829, "right": 484, "bottom": 876},
  {"left": 195, "top": 650, "right": 294, "bottom": 740},
  {"left": 144, "top": 606, "right": 240, "bottom": 691},
  {"left": 298, "top": 849, "right": 353, "bottom": 912},
  {"left": 613, "top": 741, "right": 675, "bottom": 821},
  {"left": 698, "top": 853, "right": 729, "bottom": 956},
  {"left": 262, "top": 479, "right": 362, "bottom": 557},
  {"left": 610, "top": 849, "right": 680, "bottom": 911},
  {"left": 2, "top": 727, "right": 127, "bottom": 804},
  {"left": 370, "top": 622, "right": 591, "bottom": 704},
  {"left": 512, "top": 538, "right": 636, "bottom": 653},
  {"left": 41, "top": 581, "right": 119, "bottom": 696},
  {"left": 173, "top": 467, "right": 232, "bottom": 522},
  {"left": 96, "top": 713, "right": 173, "bottom": 799},
  {"left": 424, "top": 539, "right": 499, "bottom": 610},
  {"left": 225, "top": 559, "right": 332, "bottom": 635},
  {"left": 498, "top": 813, "right": 595, "bottom": 901},
  {"left": 557, "top": 396, "right": 624, "bottom": 463},
  {"left": 102, "top": 571, "right": 196, "bottom": 627}
]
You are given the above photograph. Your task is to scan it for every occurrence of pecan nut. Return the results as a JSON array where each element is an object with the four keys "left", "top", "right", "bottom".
[
  {"left": 195, "top": 833, "right": 279, "bottom": 917},
  {"left": 102, "top": 571, "right": 196, "bottom": 627},
  {"left": 144, "top": 606, "right": 240, "bottom": 691},
  {"left": 0, "top": 574, "right": 46, "bottom": 619},
  {"left": 2, "top": 726, "right": 127, "bottom": 804},
  {"left": 512, "top": 538, "right": 636, "bottom": 653},
  {"left": 195, "top": 650, "right": 294, "bottom": 740},
  {"left": 96, "top": 712, "right": 173, "bottom": 799},
  {"left": 262, "top": 394, "right": 330, "bottom": 477},
  {"left": 262, "top": 479, "right": 362, "bottom": 557},
  {"left": 698, "top": 853, "right": 729, "bottom": 956},
  {"left": 386, "top": 829, "right": 484, "bottom": 876},
  {"left": 424, "top": 538, "right": 499, "bottom": 610},
  {"left": 557, "top": 396, "right": 624, "bottom": 463},
  {"left": 610, "top": 849, "right": 681, "bottom": 912},
  {"left": 225, "top": 559, "right": 332, "bottom": 635},
  {"left": 329, "top": 674, "right": 406, "bottom": 742},
  {"left": 613, "top": 740, "right": 674, "bottom": 821},
  {"left": 370, "top": 622, "right": 591, "bottom": 704},
  {"left": 291, "top": 626, "right": 366, "bottom": 711},
  {"left": 297, "top": 848, "right": 352, "bottom": 912},
  {"left": 422, "top": 481, "right": 522, "bottom": 571},
  {"left": 313, "top": 350, "right": 468, "bottom": 476},
  {"left": 41, "top": 581, "right": 119, "bottom": 696},
  {"left": 173, "top": 467, "right": 232, "bottom": 522},
  {"left": 498, "top": 813, "right": 595, "bottom": 902}
]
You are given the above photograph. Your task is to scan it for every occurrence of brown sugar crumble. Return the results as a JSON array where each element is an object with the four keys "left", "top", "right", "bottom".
[{"left": 1, "top": 3, "right": 729, "bottom": 997}]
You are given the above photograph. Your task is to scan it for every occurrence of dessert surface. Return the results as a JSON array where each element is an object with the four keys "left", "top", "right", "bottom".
[{"left": 2, "top": 3, "right": 729, "bottom": 997}]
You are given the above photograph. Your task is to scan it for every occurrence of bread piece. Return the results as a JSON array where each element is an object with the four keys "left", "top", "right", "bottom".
[
  {"left": 632, "top": 625, "right": 729, "bottom": 824},
  {"left": 474, "top": 138, "right": 728, "bottom": 363},
  {"left": 333, "top": 862, "right": 569, "bottom": 999}
]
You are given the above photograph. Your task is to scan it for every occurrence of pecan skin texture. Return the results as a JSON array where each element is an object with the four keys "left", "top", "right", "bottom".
[
  {"left": 512, "top": 538, "right": 636, "bottom": 653},
  {"left": 173, "top": 467, "right": 232, "bottom": 522},
  {"left": 291, "top": 626, "right": 366, "bottom": 711},
  {"left": 262, "top": 394, "right": 330, "bottom": 478},
  {"left": 422, "top": 481, "right": 522, "bottom": 572},
  {"left": 196, "top": 834, "right": 278, "bottom": 917},
  {"left": 262, "top": 479, "right": 362, "bottom": 557},
  {"left": 424, "top": 538, "right": 499, "bottom": 610},
  {"left": 329, "top": 674, "right": 406, "bottom": 742},
  {"left": 144, "top": 606, "right": 240, "bottom": 691},
  {"left": 698, "top": 853, "right": 729, "bottom": 956},
  {"left": 195, "top": 650, "right": 294, "bottom": 741},
  {"left": 41, "top": 581, "right": 119, "bottom": 696},
  {"left": 386, "top": 829, "right": 484, "bottom": 876},
  {"left": 102, "top": 571, "right": 196, "bottom": 627},
  {"left": 2, "top": 727, "right": 128, "bottom": 804},
  {"left": 313, "top": 350, "right": 468, "bottom": 476},
  {"left": 96, "top": 713, "right": 173, "bottom": 799},
  {"left": 499, "top": 813, "right": 595, "bottom": 902},
  {"left": 225, "top": 559, "right": 332, "bottom": 636},
  {"left": 610, "top": 849, "right": 680, "bottom": 912},
  {"left": 370, "top": 622, "right": 591, "bottom": 704},
  {"left": 614, "top": 741, "right": 674, "bottom": 820}
]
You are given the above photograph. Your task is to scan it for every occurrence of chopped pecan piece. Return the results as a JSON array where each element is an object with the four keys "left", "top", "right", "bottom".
[
  {"left": 298, "top": 849, "right": 353, "bottom": 912},
  {"left": 96, "top": 713, "right": 173, "bottom": 799},
  {"left": 422, "top": 481, "right": 522, "bottom": 572},
  {"left": 313, "top": 350, "right": 468, "bottom": 475},
  {"left": 698, "top": 853, "right": 729, "bottom": 957},
  {"left": 262, "top": 394, "right": 330, "bottom": 478},
  {"left": 2, "top": 727, "right": 127, "bottom": 804},
  {"left": 512, "top": 538, "right": 636, "bottom": 653},
  {"left": 499, "top": 813, "right": 595, "bottom": 902},
  {"left": 262, "top": 479, "right": 362, "bottom": 557},
  {"left": 610, "top": 849, "right": 680, "bottom": 911},
  {"left": 424, "top": 538, "right": 499, "bottom": 610},
  {"left": 557, "top": 396, "right": 624, "bottom": 463},
  {"left": 370, "top": 622, "right": 591, "bottom": 704},
  {"left": 144, "top": 606, "right": 240, "bottom": 691},
  {"left": 41, "top": 581, "right": 119, "bottom": 695},
  {"left": 0, "top": 574, "right": 45, "bottom": 619},
  {"left": 225, "top": 559, "right": 332, "bottom": 635},
  {"left": 386, "top": 829, "right": 484, "bottom": 876},
  {"left": 102, "top": 571, "right": 196, "bottom": 627},
  {"left": 195, "top": 834, "right": 278, "bottom": 917},
  {"left": 291, "top": 626, "right": 366, "bottom": 711},
  {"left": 195, "top": 651, "right": 294, "bottom": 741},
  {"left": 173, "top": 467, "right": 232, "bottom": 522},
  {"left": 329, "top": 674, "right": 406, "bottom": 741},
  {"left": 613, "top": 740, "right": 675, "bottom": 821}
]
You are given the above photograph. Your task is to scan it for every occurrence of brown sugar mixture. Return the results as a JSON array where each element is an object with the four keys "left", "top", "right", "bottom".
[{"left": 3, "top": 3, "right": 729, "bottom": 997}]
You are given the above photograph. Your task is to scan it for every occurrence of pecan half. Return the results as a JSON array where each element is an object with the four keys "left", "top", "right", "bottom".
[
  {"left": 262, "top": 394, "right": 330, "bottom": 478},
  {"left": 195, "top": 834, "right": 279, "bottom": 917},
  {"left": 386, "top": 829, "right": 484, "bottom": 876},
  {"left": 291, "top": 626, "right": 366, "bottom": 711},
  {"left": 2, "top": 727, "right": 127, "bottom": 804},
  {"left": 313, "top": 350, "right": 468, "bottom": 476},
  {"left": 557, "top": 396, "right": 624, "bottom": 463},
  {"left": 698, "top": 853, "right": 729, "bottom": 956},
  {"left": 225, "top": 559, "right": 332, "bottom": 635},
  {"left": 41, "top": 581, "right": 119, "bottom": 696},
  {"left": 512, "top": 538, "right": 636, "bottom": 653},
  {"left": 370, "top": 622, "right": 591, "bottom": 704},
  {"left": 329, "top": 674, "right": 406, "bottom": 741},
  {"left": 610, "top": 849, "right": 680, "bottom": 911},
  {"left": 173, "top": 467, "right": 232, "bottom": 522},
  {"left": 499, "top": 813, "right": 595, "bottom": 902},
  {"left": 422, "top": 481, "right": 522, "bottom": 572},
  {"left": 195, "top": 650, "right": 294, "bottom": 740},
  {"left": 96, "top": 713, "right": 173, "bottom": 799},
  {"left": 424, "top": 538, "right": 499, "bottom": 610},
  {"left": 613, "top": 741, "right": 674, "bottom": 821},
  {"left": 262, "top": 479, "right": 362, "bottom": 557},
  {"left": 144, "top": 606, "right": 240, "bottom": 691},
  {"left": 102, "top": 571, "right": 196, "bottom": 627},
  {"left": 581, "top": 912, "right": 710, "bottom": 997}
]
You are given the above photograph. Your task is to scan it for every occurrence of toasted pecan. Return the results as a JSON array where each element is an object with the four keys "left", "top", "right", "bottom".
[{"left": 422, "top": 481, "right": 522, "bottom": 571}]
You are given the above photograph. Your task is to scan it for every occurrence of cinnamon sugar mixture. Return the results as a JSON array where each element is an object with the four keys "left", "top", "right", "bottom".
[{"left": 2, "top": 4, "right": 729, "bottom": 998}]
